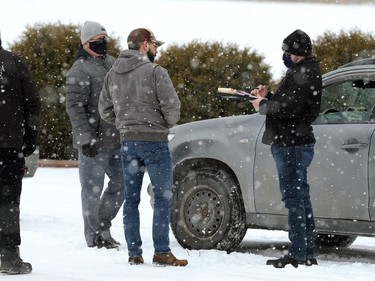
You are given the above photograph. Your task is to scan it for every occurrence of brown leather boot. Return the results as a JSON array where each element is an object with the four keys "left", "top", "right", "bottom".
[
  {"left": 128, "top": 256, "right": 144, "bottom": 265},
  {"left": 152, "top": 252, "right": 188, "bottom": 266}
]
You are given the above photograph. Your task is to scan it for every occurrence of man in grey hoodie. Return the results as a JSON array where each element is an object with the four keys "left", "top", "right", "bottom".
[
  {"left": 66, "top": 21, "right": 124, "bottom": 249},
  {"left": 99, "top": 28, "right": 187, "bottom": 266}
]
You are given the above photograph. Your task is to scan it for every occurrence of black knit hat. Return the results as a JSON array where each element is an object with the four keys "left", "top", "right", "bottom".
[{"left": 282, "top": 29, "right": 312, "bottom": 56}]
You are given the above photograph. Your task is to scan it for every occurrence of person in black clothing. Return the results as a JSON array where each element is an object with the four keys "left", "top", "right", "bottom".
[
  {"left": 251, "top": 29, "right": 322, "bottom": 268},
  {"left": 0, "top": 33, "right": 40, "bottom": 274}
]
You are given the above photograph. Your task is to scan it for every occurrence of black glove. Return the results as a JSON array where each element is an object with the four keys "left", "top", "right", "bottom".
[
  {"left": 82, "top": 143, "right": 98, "bottom": 157},
  {"left": 22, "top": 139, "right": 37, "bottom": 157}
]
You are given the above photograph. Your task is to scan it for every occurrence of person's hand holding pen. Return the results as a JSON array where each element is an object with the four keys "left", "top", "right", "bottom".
[{"left": 250, "top": 85, "right": 268, "bottom": 111}]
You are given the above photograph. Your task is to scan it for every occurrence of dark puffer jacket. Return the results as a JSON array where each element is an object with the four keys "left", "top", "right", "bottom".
[
  {"left": 259, "top": 56, "right": 322, "bottom": 147},
  {"left": 66, "top": 48, "right": 119, "bottom": 151},
  {"left": 0, "top": 46, "right": 39, "bottom": 149}
]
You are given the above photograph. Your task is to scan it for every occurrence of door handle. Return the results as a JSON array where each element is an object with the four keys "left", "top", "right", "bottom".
[{"left": 341, "top": 138, "right": 368, "bottom": 153}]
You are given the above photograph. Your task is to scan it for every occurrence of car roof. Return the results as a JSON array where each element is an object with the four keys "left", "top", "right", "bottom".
[
  {"left": 322, "top": 58, "right": 375, "bottom": 85},
  {"left": 339, "top": 58, "right": 375, "bottom": 68}
]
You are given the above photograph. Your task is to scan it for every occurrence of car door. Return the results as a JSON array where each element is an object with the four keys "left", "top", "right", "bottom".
[{"left": 253, "top": 72, "right": 375, "bottom": 221}]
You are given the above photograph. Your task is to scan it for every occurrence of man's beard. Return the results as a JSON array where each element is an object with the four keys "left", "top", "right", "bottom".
[{"left": 147, "top": 50, "right": 155, "bottom": 62}]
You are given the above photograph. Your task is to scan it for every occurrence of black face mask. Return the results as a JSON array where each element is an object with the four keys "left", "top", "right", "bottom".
[
  {"left": 282, "top": 53, "right": 293, "bottom": 68},
  {"left": 89, "top": 38, "right": 108, "bottom": 55}
]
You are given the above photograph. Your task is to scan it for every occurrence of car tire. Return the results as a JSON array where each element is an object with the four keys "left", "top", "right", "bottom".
[
  {"left": 171, "top": 167, "right": 247, "bottom": 251},
  {"left": 316, "top": 233, "right": 357, "bottom": 248}
]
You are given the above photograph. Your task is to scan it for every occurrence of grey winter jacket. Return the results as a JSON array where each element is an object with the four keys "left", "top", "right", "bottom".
[
  {"left": 99, "top": 49, "right": 180, "bottom": 142},
  {"left": 66, "top": 48, "right": 120, "bottom": 151}
]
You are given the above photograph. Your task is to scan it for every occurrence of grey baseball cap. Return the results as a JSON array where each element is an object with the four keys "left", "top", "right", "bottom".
[{"left": 127, "top": 28, "right": 164, "bottom": 49}]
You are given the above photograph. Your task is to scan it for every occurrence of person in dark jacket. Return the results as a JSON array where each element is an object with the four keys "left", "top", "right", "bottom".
[
  {"left": 99, "top": 28, "right": 187, "bottom": 266},
  {"left": 0, "top": 33, "right": 39, "bottom": 274},
  {"left": 65, "top": 21, "right": 124, "bottom": 249},
  {"left": 251, "top": 29, "right": 322, "bottom": 268}
]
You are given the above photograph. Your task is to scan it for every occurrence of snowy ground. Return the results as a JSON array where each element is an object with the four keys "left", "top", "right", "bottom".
[
  {"left": 2, "top": 1, "right": 375, "bottom": 279},
  {"left": 4, "top": 167, "right": 374, "bottom": 281}
]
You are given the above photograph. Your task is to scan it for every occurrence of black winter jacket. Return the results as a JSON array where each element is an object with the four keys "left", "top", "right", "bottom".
[
  {"left": 0, "top": 47, "right": 39, "bottom": 149},
  {"left": 259, "top": 56, "right": 322, "bottom": 147}
]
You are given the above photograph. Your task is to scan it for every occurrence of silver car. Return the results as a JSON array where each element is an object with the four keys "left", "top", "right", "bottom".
[{"left": 169, "top": 58, "right": 375, "bottom": 251}]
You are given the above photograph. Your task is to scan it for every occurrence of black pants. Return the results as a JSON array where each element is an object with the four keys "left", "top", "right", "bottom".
[{"left": 0, "top": 148, "right": 24, "bottom": 248}]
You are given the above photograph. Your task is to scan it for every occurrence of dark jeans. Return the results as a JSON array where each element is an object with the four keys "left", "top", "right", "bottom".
[
  {"left": 271, "top": 144, "right": 316, "bottom": 261},
  {"left": 121, "top": 141, "right": 172, "bottom": 258},
  {"left": 0, "top": 149, "right": 25, "bottom": 249},
  {"left": 78, "top": 150, "right": 124, "bottom": 246}
]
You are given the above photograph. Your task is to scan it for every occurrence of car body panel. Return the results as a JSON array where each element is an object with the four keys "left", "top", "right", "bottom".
[
  {"left": 253, "top": 123, "right": 373, "bottom": 221},
  {"left": 170, "top": 114, "right": 265, "bottom": 213}
]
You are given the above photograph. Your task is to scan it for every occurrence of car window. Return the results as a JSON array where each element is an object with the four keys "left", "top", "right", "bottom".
[{"left": 314, "top": 79, "right": 375, "bottom": 124}]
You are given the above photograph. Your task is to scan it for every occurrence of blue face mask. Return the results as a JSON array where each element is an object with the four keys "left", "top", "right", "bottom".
[{"left": 282, "top": 53, "right": 293, "bottom": 68}]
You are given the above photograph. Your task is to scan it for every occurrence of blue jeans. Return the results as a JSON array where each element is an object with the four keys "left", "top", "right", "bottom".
[
  {"left": 121, "top": 141, "right": 172, "bottom": 258},
  {"left": 271, "top": 144, "right": 316, "bottom": 261},
  {"left": 78, "top": 150, "right": 124, "bottom": 246}
]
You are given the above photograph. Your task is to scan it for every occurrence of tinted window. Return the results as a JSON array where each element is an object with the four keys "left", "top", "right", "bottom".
[{"left": 314, "top": 79, "right": 375, "bottom": 124}]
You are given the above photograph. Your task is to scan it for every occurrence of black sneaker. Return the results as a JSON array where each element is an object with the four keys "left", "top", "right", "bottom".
[
  {"left": 266, "top": 255, "right": 303, "bottom": 268},
  {"left": 0, "top": 257, "right": 32, "bottom": 274},
  {"left": 305, "top": 258, "right": 318, "bottom": 266},
  {"left": 94, "top": 235, "right": 121, "bottom": 250},
  {"left": 107, "top": 236, "right": 121, "bottom": 246}
]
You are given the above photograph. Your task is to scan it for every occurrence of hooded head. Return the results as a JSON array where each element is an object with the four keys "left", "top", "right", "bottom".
[{"left": 282, "top": 29, "right": 312, "bottom": 56}]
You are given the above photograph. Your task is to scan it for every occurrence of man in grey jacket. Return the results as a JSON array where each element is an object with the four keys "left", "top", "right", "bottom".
[
  {"left": 99, "top": 28, "right": 187, "bottom": 266},
  {"left": 66, "top": 21, "right": 124, "bottom": 249}
]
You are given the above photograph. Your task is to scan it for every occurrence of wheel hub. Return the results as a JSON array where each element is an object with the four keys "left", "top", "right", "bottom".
[{"left": 184, "top": 186, "right": 224, "bottom": 238}]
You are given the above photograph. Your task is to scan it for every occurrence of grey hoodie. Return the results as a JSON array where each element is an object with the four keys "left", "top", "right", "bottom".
[{"left": 99, "top": 49, "right": 181, "bottom": 142}]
